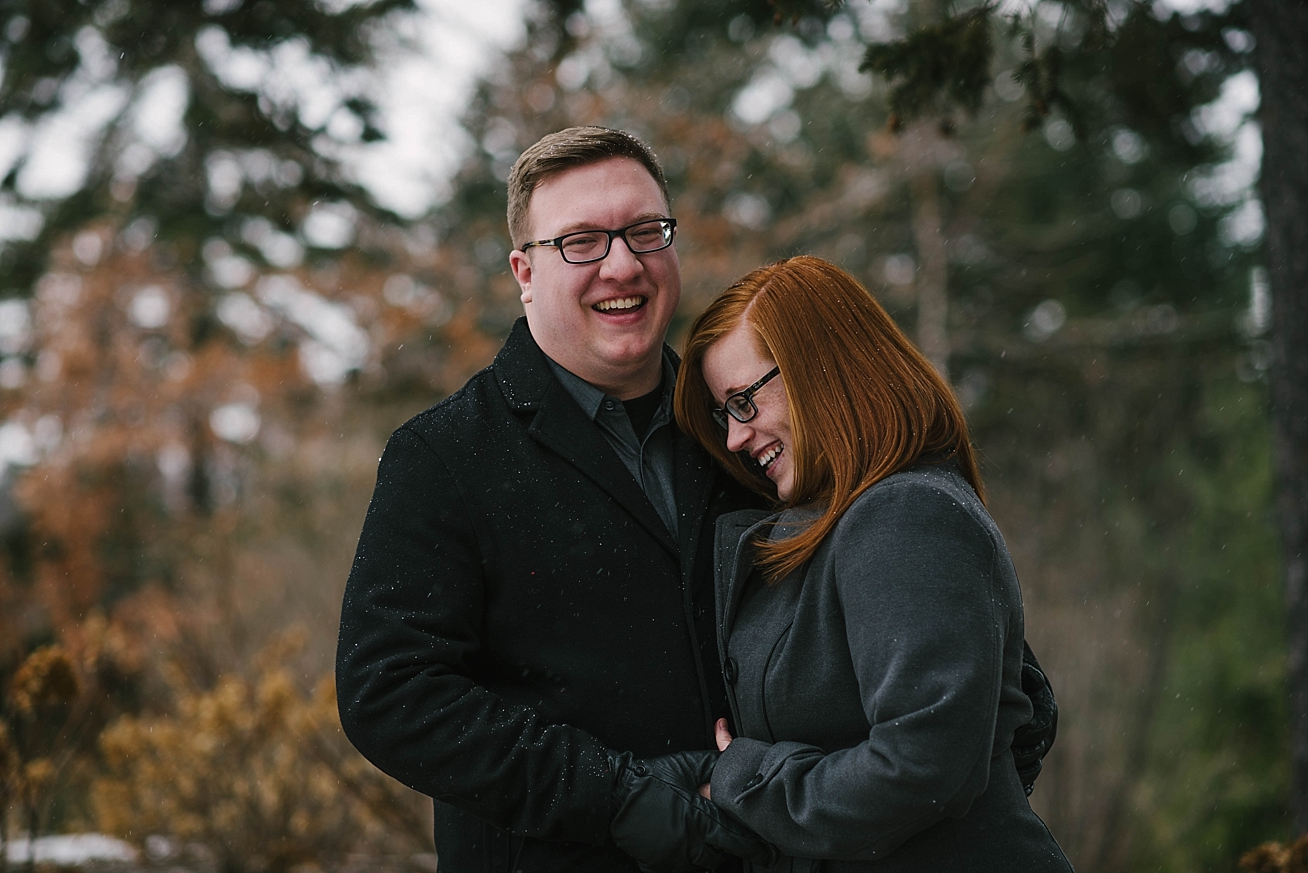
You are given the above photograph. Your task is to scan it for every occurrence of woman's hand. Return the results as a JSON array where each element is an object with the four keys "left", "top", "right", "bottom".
[
  {"left": 698, "top": 719, "right": 736, "bottom": 799},
  {"left": 715, "top": 717, "right": 735, "bottom": 751}
]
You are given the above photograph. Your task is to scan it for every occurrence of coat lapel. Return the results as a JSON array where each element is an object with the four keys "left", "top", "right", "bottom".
[
  {"left": 672, "top": 430, "right": 715, "bottom": 580},
  {"left": 713, "top": 510, "right": 774, "bottom": 651},
  {"left": 529, "top": 378, "right": 679, "bottom": 556},
  {"left": 494, "top": 318, "right": 678, "bottom": 558}
]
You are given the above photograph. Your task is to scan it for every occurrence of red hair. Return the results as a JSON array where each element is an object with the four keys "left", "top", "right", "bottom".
[{"left": 674, "top": 256, "right": 983, "bottom": 582}]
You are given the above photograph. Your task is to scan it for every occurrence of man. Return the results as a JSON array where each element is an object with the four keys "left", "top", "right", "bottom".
[{"left": 337, "top": 127, "right": 768, "bottom": 872}]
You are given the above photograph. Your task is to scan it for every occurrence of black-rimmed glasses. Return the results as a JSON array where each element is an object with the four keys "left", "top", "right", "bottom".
[
  {"left": 712, "top": 366, "right": 780, "bottom": 431},
  {"left": 519, "top": 219, "right": 677, "bottom": 264}
]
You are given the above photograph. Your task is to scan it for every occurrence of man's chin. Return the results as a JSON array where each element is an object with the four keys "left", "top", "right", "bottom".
[
  {"left": 599, "top": 338, "right": 663, "bottom": 368},
  {"left": 579, "top": 343, "right": 663, "bottom": 393}
]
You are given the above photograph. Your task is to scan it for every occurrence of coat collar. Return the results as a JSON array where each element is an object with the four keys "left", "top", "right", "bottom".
[
  {"left": 493, "top": 316, "right": 685, "bottom": 409},
  {"left": 672, "top": 428, "right": 715, "bottom": 577},
  {"left": 493, "top": 317, "right": 703, "bottom": 560},
  {"left": 713, "top": 509, "right": 776, "bottom": 652},
  {"left": 493, "top": 317, "right": 555, "bottom": 412},
  {"left": 712, "top": 505, "right": 820, "bottom": 645}
]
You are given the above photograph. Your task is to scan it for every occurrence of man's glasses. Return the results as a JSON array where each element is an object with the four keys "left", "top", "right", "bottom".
[
  {"left": 712, "top": 366, "right": 780, "bottom": 431},
  {"left": 519, "top": 219, "right": 677, "bottom": 265}
]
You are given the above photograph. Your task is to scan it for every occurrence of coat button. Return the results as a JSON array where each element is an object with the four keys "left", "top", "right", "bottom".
[
  {"left": 723, "top": 657, "right": 738, "bottom": 686},
  {"left": 744, "top": 774, "right": 764, "bottom": 789}
]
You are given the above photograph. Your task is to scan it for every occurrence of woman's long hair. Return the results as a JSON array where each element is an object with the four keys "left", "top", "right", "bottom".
[{"left": 674, "top": 255, "right": 983, "bottom": 582}]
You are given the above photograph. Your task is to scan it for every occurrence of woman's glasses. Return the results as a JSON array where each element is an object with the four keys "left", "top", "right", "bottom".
[{"left": 712, "top": 367, "right": 780, "bottom": 431}]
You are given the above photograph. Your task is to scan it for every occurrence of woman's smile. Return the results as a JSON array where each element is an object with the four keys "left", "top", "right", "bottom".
[
  {"left": 757, "top": 443, "right": 783, "bottom": 470},
  {"left": 701, "top": 321, "right": 795, "bottom": 501}
]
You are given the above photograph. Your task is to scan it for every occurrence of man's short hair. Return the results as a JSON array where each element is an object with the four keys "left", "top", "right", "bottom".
[{"left": 507, "top": 126, "right": 669, "bottom": 249}]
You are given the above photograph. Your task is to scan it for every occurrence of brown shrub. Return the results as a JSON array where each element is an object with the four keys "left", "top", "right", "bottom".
[
  {"left": 1241, "top": 836, "right": 1308, "bottom": 873},
  {"left": 92, "top": 660, "right": 429, "bottom": 873}
]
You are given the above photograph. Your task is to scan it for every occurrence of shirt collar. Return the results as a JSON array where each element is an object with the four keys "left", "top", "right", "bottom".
[{"left": 546, "top": 351, "right": 677, "bottom": 424}]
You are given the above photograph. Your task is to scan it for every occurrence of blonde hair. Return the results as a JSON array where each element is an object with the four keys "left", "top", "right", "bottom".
[{"left": 675, "top": 256, "right": 983, "bottom": 582}]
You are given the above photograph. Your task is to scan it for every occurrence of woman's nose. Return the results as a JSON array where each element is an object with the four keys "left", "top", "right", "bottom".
[{"left": 724, "top": 418, "right": 752, "bottom": 453}]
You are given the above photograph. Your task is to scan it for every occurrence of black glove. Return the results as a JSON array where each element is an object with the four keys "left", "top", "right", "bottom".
[
  {"left": 1012, "top": 640, "right": 1058, "bottom": 795},
  {"left": 608, "top": 749, "right": 778, "bottom": 873}
]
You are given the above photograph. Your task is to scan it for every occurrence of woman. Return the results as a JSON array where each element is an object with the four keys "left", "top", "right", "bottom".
[{"left": 673, "top": 256, "right": 1073, "bottom": 872}]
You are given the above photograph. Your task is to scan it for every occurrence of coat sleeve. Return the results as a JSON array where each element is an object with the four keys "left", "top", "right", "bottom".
[
  {"left": 335, "top": 425, "right": 615, "bottom": 844},
  {"left": 709, "top": 480, "right": 1013, "bottom": 859}
]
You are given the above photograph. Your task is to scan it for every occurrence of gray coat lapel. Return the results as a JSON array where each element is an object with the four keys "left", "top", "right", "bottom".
[
  {"left": 714, "top": 510, "right": 774, "bottom": 654},
  {"left": 714, "top": 505, "right": 824, "bottom": 655}
]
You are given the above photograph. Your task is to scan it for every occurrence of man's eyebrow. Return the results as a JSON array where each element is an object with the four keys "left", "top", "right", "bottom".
[{"left": 548, "top": 212, "right": 670, "bottom": 236}]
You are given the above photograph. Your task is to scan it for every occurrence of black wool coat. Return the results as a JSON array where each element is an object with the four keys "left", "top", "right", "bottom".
[{"left": 336, "top": 318, "right": 764, "bottom": 873}]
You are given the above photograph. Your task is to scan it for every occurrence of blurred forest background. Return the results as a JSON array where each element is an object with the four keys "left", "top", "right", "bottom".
[{"left": 0, "top": 0, "right": 1297, "bottom": 871}]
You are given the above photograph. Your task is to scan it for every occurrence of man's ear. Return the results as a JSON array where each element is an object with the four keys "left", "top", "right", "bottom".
[{"left": 509, "top": 249, "right": 533, "bottom": 305}]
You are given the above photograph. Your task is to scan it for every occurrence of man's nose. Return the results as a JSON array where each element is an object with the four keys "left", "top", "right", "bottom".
[{"left": 599, "top": 235, "right": 644, "bottom": 279}]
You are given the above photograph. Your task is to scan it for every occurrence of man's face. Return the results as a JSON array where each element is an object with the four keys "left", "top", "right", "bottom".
[{"left": 509, "top": 157, "right": 681, "bottom": 399}]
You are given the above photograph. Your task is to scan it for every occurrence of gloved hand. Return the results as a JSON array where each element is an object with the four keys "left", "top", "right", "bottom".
[
  {"left": 1012, "top": 640, "right": 1058, "bottom": 795},
  {"left": 608, "top": 749, "right": 778, "bottom": 873}
]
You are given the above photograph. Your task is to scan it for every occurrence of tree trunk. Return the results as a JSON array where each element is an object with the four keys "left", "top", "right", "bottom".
[
  {"left": 910, "top": 168, "right": 951, "bottom": 379},
  {"left": 901, "top": 122, "right": 951, "bottom": 379},
  {"left": 1247, "top": 0, "right": 1308, "bottom": 834}
]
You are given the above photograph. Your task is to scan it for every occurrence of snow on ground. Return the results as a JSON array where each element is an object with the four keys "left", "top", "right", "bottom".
[{"left": 4, "top": 834, "right": 138, "bottom": 866}]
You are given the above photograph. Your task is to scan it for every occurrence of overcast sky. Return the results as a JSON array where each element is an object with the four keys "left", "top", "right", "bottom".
[
  {"left": 347, "top": 0, "right": 527, "bottom": 217},
  {"left": 0, "top": 0, "right": 527, "bottom": 231}
]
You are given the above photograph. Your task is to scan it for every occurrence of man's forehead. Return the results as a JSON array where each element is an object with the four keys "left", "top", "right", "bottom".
[{"left": 526, "top": 158, "right": 668, "bottom": 233}]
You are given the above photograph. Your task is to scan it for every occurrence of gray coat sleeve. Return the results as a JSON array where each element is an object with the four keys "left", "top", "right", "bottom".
[{"left": 709, "top": 479, "right": 1014, "bottom": 859}]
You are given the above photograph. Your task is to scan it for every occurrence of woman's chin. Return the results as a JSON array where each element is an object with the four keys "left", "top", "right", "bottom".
[{"left": 771, "top": 469, "right": 793, "bottom": 502}]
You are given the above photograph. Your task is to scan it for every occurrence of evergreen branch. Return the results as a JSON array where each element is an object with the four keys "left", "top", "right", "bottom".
[
  {"left": 859, "top": 4, "right": 996, "bottom": 126},
  {"left": 765, "top": 0, "right": 845, "bottom": 26}
]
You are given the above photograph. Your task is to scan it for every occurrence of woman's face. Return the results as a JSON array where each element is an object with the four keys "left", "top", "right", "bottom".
[{"left": 701, "top": 321, "right": 795, "bottom": 501}]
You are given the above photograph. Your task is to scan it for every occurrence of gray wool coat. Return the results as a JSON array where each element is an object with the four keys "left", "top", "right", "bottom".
[{"left": 709, "top": 463, "right": 1073, "bottom": 873}]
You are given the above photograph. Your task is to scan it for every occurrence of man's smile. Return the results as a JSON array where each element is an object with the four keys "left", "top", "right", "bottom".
[{"left": 593, "top": 295, "right": 647, "bottom": 312}]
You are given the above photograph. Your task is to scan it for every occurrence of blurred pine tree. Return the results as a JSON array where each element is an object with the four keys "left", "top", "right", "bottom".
[{"left": 0, "top": 0, "right": 413, "bottom": 294}]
